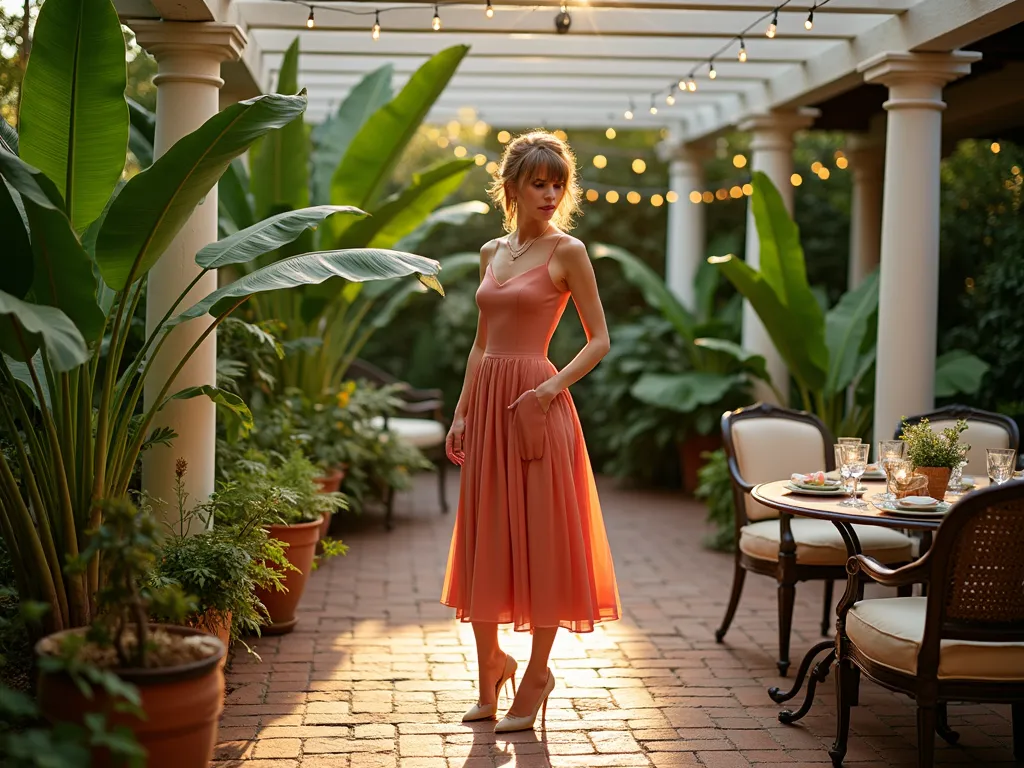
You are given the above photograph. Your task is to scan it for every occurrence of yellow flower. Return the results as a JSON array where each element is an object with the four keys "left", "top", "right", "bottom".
[{"left": 336, "top": 391, "right": 351, "bottom": 408}]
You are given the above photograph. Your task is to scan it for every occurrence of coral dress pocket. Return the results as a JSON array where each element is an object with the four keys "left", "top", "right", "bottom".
[{"left": 512, "top": 391, "right": 548, "bottom": 461}]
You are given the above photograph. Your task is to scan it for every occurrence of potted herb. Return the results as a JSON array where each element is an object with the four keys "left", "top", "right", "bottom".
[
  {"left": 151, "top": 460, "right": 290, "bottom": 648},
  {"left": 898, "top": 417, "right": 970, "bottom": 499},
  {"left": 216, "top": 451, "right": 347, "bottom": 634},
  {"left": 34, "top": 499, "right": 225, "bottom": 768}
]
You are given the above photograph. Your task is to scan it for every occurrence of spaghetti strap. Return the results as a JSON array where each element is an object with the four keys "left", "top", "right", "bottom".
[{"left": 545, "top": 234, "right": 566, "bottom": 266}]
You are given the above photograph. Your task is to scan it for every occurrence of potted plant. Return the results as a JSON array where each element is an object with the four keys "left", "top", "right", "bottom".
[
  {"left": 150, "top": 459, "right": 290, "bottom": 648},
  {"left": 898, "top": 417, "right": 970, "bottom": 499},
  {"left": 215, "top": 450, "right": 346, "bottom": 635},
  {"left": 35, "top": 498, "right": 224, "bottom": 768}
]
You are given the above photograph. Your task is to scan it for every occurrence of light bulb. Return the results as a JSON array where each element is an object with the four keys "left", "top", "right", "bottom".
[
  {"left": 306, "top": 7, "right": 315, "bottom": 28},
  {"left": 738, "top": 37, "right": 747, "bottom": 62},
  {"left": 666, "top": 92, "right": 676, "bottom": 106},
  {"left": 486, "top": 1, "right": 494, "bottom": 18},
  {"left": 372, "top": 11, "right": 380, "bottom": 39},
  {"left": 766, "top": 9, "right": 778, "bottom": 38},
  {"left": 687, "top": 79, "right": 697, "bottom": 92},
  {"left": 624, "top": 108, "right": 634, "bottom": 120},
  {"left": 709, "top": 61, "right": 717, "bottom": 80},
  {"left": 432, "top": 5, "right": 441, "bottom": 30},
  {"left": 649, "top": 104, "right": 658, "bottom": 115},
  {"left": 805, "top": 7, "right": 814, "bottom": 30},
  {"left": 678, "top": 79, "right": 687, "bottom": 91}
]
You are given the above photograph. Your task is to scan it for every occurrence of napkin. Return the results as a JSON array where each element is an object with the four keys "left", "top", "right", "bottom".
[
  {"left": 899, "top": 495, "right": 939, "bottom": 507},
  {"left": 791, "top": 471, "right": 829, "bottom": 486}
]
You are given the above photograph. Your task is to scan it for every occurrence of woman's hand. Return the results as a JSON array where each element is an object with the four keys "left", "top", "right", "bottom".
[
  {"left": 508, "top": 382, "right": 559, "bottom": 414},
  {"left": 445, "top": 416, "right": 467, "bottom": 466}
]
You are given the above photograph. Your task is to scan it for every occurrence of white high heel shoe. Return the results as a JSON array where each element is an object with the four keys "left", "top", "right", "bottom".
[
  {"left": 494, "top": 668, "right": 556, "bottom": 733},
  {"left": 462, "top": 653, "right": 518, "bottom": 722}
]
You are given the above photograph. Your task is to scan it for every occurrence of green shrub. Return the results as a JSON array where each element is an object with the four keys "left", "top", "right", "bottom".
[{"left": 695, "top": 448, "right": 736, "bottom": 552}]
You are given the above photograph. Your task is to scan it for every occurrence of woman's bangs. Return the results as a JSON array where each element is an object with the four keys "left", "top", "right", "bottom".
[{"left": 520, "top": 148, "right": 570, "bottom": 186}]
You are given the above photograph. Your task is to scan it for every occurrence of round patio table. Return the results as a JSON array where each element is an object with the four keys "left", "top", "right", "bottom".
[{"left": 749, "top": 477, "right": 989, "bottom": 725}]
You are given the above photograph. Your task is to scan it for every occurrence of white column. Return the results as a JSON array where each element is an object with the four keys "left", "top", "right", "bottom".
[
  {"left": 658, "top": 131, "right": 706, "bottom": 309},
  {"left": 132, "top": 21, "right": 246, "bottom": 529},
  {"left": 738, "top": 109, "right": 818, "bottom": 405},
  {"left": 859, "top": 51, "right": 979, "bottom": 449},
  {"left": 846, "top": 133, "right": 884, "bottom": 288}
]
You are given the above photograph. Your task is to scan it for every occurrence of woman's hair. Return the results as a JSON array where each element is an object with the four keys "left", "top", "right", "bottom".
[{"left": 487, "top": 130, "right": 582, "bottom": 233}]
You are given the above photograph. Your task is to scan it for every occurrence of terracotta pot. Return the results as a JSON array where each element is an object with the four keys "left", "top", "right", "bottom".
[
  {"left": 255, "top": 517, "right": 323, "bottom": 635},
  {"left": 678, "top": 433, "right": 723, "bottom": 494},
  {"left": 915, "top": 466, "right": 951, "bottom": 499},
  {"left": 36, "top": 624, "right": 225, "bottom": 768},
  {"left": 193, "top": 609, "right": 232, "bottom": 651},
  {"left": 317, "top": 465, "right": 347, "bottom": 542},
  {"left": 314, "top": 467, "right": 343, "bottom": 494}
]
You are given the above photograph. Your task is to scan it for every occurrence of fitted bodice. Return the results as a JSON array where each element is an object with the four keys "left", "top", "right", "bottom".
[{"left": 477, "top": 257, "right": 570, "bottom": 358}]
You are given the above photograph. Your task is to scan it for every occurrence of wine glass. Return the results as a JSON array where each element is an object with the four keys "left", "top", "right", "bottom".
[
  {"left": 887, "top": 458, "right": 914, "bottom": 500},
  {"left": 877, "top": 440, "right": 905, "bottom": 502},
  {"left": 837, "top": 438, "right": 862, "bottom": 493},
  {"left": 839, "top": 443, "right": 869, "bottom": 508},
  {"left": 834, "top": 445, "right": 852, "bottom": 497},
  {"left": 946, "top": 457, "right": 969, "bottom": 498},
  {"left": 987, "top": 448, "right": 1017, "bottom": 485}
]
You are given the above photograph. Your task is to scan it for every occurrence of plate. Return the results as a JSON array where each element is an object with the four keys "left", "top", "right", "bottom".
[
  {"left": 785, "top": 482, "right": 859, "bottom": 497},
  {"left": 896, "top": 495, "right": 940, "bottom": 510},
  {"left": 877, "top": 500, "right": 951, "bottom": 518}
]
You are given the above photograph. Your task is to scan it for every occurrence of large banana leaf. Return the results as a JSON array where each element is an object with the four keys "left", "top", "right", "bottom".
[
  {"left": 632, "top": 371, "right": 744, "bottom": 413},
  {"left": 0, "top": 179, "right": 32, "bottom": 298},
  {"left": 95, "top": 92, "right": 309, "bottom": 291},
  {"left": 218, "top": 158, "right": 254, "bottom": 237},
  {"left": 196, "top": 205, "right": 365, "bottom": 270},
  {"left": 329, "top": 46, "right": 468, "bottom": 236},
  {"left": 935, "top": 350, "right": 990, "bottom": 398},
  {"left": 164, "top": 385, "right": 254, "bottom": 440},
  {"left": 127, "top": 97, "right": 155, "bottom": 168},
  {"left": 172, "top": 249, "right": 442, "bottom": 324},
  {"left": 250, "top": 38, "right": 308, "bottom": 220},
  {"left": 693, "top": 338, "right": 770, "bottom": 382},
  {"left": 824, "top": 269, "right": 879, "bottom": 397},
  {"left": 749, "top": 170, "right": 828, "bottom": 378},
  {"left": 18, "top": 0, "right": 127, "bottom": 231},
  {"left": 0, "top": 289, "right": 88, "bottom": 371},
  {"left": 365, "top": 251, "right": 479, "bottom": 329},
  {"left": 591, "top": 243, "right": 697, "bottom": 343},
  {"left": 334, "top": 159, "right": 474, "bottom": 249},
  {"left": 394, "top": 201, "right": 490, "bottom": 253},
  {"left": 0, "top": 118, "right": 18, "bottom": 155},
  {"left": 0, "top": 150, "right": 104, "bottom": 340},
  {"left": 711, "top": 253, "right": 827, "bottom": 392},
  {"left": 311, "top": 64, "right": 393, "bottom": 206}
]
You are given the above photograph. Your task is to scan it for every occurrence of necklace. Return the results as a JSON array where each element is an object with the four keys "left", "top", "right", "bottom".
[{"left": 507, "top": 225, "right": 549, "bottom": 261}]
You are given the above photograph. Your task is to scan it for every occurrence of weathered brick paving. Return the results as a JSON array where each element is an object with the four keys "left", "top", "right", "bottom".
[{"left": 213, "top": 473, "right": 1016, "bottom": 767}]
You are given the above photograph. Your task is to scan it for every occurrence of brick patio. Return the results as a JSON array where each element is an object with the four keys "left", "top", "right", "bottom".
[{"left": 213, "top": 473, "right": 1017, "bottom": 767}]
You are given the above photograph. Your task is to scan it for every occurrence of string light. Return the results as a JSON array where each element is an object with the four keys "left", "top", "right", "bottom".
[
  {"left": 372, "top": 10, "right": 380, "bottom": 39},
  {"left": 306, "top": 6, "right": 315, "bottom": 27},
  {"left": 432, "top": 4, "right": 442, "bottom": 30},
  {"left": 805, "top": 4, "right": 815, "bottom": 30},
  {"left": 624, "top": 100, "right": 634, "bottom": 120},
  {"left": 485, "top": 1, "right": 494, "bottom": 18},
  {"left": 708, "top": 59, "right": 717, "bottom": 80},
  {"left": 766, "top": 8, "right": 778, "bottom": 38},
  {"left": 666, "top": 89, "right": 676, "bottom": 106},
  {"left": 738, "top": 36, "right": 747, "bottom": 62},
  {"left": 649, "top": 95, "right": 658, "bottom": 115}
]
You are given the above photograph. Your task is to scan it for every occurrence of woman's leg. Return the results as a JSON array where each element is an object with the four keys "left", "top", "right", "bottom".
[
  {"left": 472, "top": 621, "right": 505, "bottom": 706},
  {"left": 505, "top": 626, "right": 557, "bottom": 717}
]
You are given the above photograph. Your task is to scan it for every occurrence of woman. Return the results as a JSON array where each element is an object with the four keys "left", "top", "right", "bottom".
[{"left": 440, "top": 131, "right": 621, "bottom": 733}]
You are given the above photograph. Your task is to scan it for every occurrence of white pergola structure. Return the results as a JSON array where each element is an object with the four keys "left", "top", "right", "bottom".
[{"left": 114, "top": 0, "right": 1024, "bottom": 505}]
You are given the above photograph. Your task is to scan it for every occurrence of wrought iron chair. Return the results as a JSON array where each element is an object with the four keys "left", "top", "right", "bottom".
[
  {"left": 831, "top": 481, "right": 1024, "bottom": 767},
  {"left": 715, "top": 402, "right": 915, "bottom": 676},
  {"left": 896, "top": 404, "right": 1019, "bottom": 477},
  {"left": 346, "top": 358, "right": 450, "bottom": 530}
]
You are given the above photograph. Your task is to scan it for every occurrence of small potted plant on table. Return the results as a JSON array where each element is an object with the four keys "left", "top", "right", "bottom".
[{"left": 898, "top": 417, "right": 970, "bottom": 499}]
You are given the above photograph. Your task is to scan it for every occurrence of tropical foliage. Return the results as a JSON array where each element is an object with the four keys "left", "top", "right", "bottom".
[
  {"left": 0, "top": 0, "right": 442, "bottom": 637},
  {"left": 712, "top": 171, "right": 988, "bottom": 440}
]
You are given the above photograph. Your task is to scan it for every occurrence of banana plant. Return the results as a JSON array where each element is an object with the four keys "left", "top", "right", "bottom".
[
  {"left": 591, "top": 243, "right": 777, "bottom": 436},
  {"left": 0, "top": 0, "right": 442, "bottom": 638},
  {"left": 224, "top": 39, "right": 486, "bottom": 398},
  {"left": 712, "top": 170, "right": 989, "bottom": 438}
]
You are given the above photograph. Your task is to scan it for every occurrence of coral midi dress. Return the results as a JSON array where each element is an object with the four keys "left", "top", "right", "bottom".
[{"left": 441, "top": 238, "right": 621, "bottom": 633}]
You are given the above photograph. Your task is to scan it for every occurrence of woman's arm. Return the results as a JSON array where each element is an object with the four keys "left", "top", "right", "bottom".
[
  {"left": 446, "top": 241, "right": 497, "bottom": 465},
  {"left": 530, "top": 239, "right": 610, "bottom": 411}
]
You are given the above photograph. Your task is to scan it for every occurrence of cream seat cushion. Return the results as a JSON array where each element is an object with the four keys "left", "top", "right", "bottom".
[
  {"left": 740, "top": 519, "right": 913, "bottom": 566},
  {"left": 368, "top": 416, "right": 446, "bottom": 449},
  {"left": 731, "top": 417, "right": 830, "bottom": 521},
  {"left": 926, "top": 419, "right": 1012, "bottom": 477},
  {"left": 847, "top": 597, "right": 1024, "bottom": 680}
]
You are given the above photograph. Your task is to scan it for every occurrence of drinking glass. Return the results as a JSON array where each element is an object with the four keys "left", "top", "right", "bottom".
[
  {"left": 887, "top": 458, "right": 914, "bottom": 499},
  {"left": 839, "top": 443, "right": 870, "bottom": 508},
  {"left": 987, "top": 448, "right": 1017, "bottom": 485},
  {"left": 946, "top": 458, "right": 969, "bottom": 498},
  {"left": 834, "top": 445, "right": 852, "bottom": 496},
  {"left": 877, "top": 440, "right": 906, "bottom": 501},
  {"left": 837, "top": 437, "right": 862, "bottom": 492}
]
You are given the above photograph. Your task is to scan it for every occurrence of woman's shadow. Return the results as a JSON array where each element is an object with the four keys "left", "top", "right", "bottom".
[{"left": 457, "top": 720, "right": 549, "bottom": 767}]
